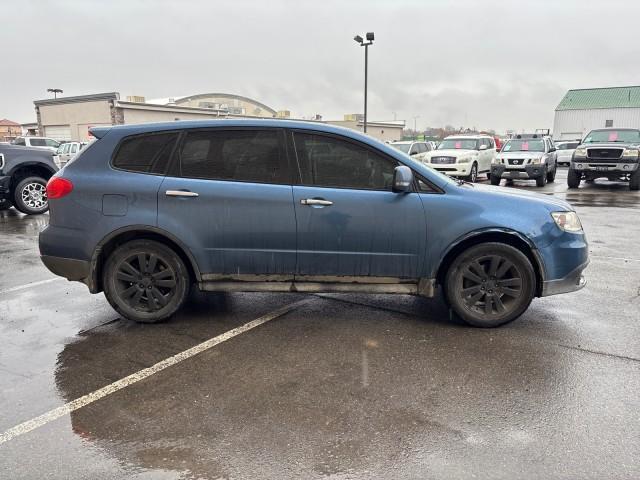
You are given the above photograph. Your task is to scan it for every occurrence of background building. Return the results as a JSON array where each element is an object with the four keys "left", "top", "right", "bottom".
[
  {"left": 327, "top": 114, "right": 405, "bottom": 142},
  {"left": 553, "top": 86, "right": 640, "bottom": 140},
  {"left": 33, "top": 92, "right": 400, "bottom": 142},
  {"left": 0, "top": 119, "right": 22, "bottom": 142}
]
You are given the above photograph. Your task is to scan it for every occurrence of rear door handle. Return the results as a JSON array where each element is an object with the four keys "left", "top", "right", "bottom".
[
  {"left": 166, "top": 190, "right": 199, "bottom": 197},
  {"left": 301, "top": 198, "right": 333, "bottom": 206}
]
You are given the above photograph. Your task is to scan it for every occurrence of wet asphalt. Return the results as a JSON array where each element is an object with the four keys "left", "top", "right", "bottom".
[{"left": 0, "top": 169, "right": 639, "bottom": 479}]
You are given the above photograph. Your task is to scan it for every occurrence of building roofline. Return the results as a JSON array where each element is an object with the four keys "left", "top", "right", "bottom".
[
  {"left": 34, "top": 92, "right": 120, "bottom": 106},
  {"left": 173, "top": 93, "right": 277, "bottom": 115},
  {"left": 564, "top": 85, "right": 640, "bottom": 93}
]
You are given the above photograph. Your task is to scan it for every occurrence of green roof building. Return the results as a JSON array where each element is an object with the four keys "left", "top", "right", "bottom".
[{"left": 553, "top": 86, "right": 640, "bottom": 140}]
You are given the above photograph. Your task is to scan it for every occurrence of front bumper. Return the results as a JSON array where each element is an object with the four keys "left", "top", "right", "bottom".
[
  {"left": 541, "top": 259, "right": 589, "bottom": 296},
  {"left": 430, "top": 163, "right": 473, "bottom": 177},
  {"left": 491, "top": 164, "right": 546, "bottom": 179},
  {"left": 571, "top": 161, "right": 638, "bottom": 172}
]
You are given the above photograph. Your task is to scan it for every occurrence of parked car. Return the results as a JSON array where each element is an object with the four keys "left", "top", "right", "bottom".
[
  {"left": 490, "top": 135, "right": 558, "bottom": 187},
  {"left": 554, "top": 140, "right": 580, "bottom": 166},
  {"left": 422, "top": 135, "right": 496, "bottom": 182},
  {"left": 39, "top": 119, "right": 588, "bottom": 327},
  {"left": 0, "top": 144, "right": 58, "bottom": 214},
  {"left": 388, "top": 140, "right": 433, "bottom": 161},
  {"left": 11, "top": 136, "right": 61, "bottom": 153},
  {"left": 55, "top": 141, "right": 87, "bottom": 168},
  {"left": 568, "top": 128, "right": 640, "bottom": 190}
]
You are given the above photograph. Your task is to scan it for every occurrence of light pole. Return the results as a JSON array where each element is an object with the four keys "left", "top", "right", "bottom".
[
  {"left": 413, "top": 115, "right": 420, "bottom": 140},
  {"left": 354, "top": 32, "right": 374, "bottom": 133},
  {"left": 47, "top": 88, "right": 63, "bottom": 99}
]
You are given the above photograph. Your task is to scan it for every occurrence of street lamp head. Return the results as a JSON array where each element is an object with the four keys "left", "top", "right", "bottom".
[
  {"left": 353, "top": 35, "right": 363, "bottom": 44},
  {"left": 366, "top": 32, "right": 375, "bottom": 41}
]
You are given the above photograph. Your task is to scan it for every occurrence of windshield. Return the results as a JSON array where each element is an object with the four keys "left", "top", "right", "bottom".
[
  {"left": 390, "top": 143, "right": 411, "bottom": 154},
  {"left": 502, "top": 139, "right": 545, "bottom": 152},
  {"left": 556, "top": 142, "right": 579, "bottom": 150},
  {"left": 583, "top": 129, "right": 640, "bottom": 143},
  {"left": 438, "top": 138, "right": 478, "bottom": 150}
]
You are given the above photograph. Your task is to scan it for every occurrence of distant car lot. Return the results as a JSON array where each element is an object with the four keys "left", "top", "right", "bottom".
[{"left": 0, "top": 168, "right": 638, "bottom": 478}]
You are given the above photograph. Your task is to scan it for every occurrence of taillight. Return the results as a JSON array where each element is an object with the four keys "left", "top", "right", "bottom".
[{"left": 47, "top": 177, "right": 74, "bottom": 199}]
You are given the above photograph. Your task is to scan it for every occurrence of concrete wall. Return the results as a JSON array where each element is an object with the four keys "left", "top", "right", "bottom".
[
  {"left": 327, "top": 120, "right": 403, "bottom": 142},
  {"left": 553, "top": 108, "right": 640, "bottom": 140},
  {"left": 120, "top": 106, "right": 227, "bottom": 125},
  {"left": 38, "top": 100, "right": 112, "bottom": 141}
]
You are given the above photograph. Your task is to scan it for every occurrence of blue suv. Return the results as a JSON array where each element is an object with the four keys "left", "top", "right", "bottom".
[{"left": 39, "top": 120, "right": 588, "bottom": 327}]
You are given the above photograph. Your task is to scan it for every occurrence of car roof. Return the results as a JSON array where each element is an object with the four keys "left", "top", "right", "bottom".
[
  {"left": 389, "top": 141, "right": 417, "bottom": 145},
  {"left": 444, "top": 135, "right": 486, "bottom": 139},
  {"left": 91, "top": 119, "right": 380, "bottom": 141}
]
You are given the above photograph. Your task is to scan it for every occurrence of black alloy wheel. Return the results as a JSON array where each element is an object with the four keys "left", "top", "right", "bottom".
[
  {"left": 103, "top": 240, "right": 189, "bottom": 323},
  {"left": 445, "top": 243, "right": 536, "bottom": 327}
]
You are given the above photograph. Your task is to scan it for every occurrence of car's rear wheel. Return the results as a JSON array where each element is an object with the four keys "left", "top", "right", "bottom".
[
  {"left": 466, "top": 162, "right": 478, "bottom": 183},
  {"left": 567, "top": 167, "right": 581, "bottom": 188},
  {"left": 103, "top": 240, "right": 190, "bottom": 323},
  {"left": 13, "top": 176, "right": 49, "bottom": 215},
  {"left": 444, "top": 243, "right": 536, "bottom": 328},
  {"left": 630, "top": 169, "right": 639, "bottom": 191}
]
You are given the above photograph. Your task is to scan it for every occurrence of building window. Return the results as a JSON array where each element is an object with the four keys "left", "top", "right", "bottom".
[{"left": 605, "top": 120, "right": 613, "bottom": 127}]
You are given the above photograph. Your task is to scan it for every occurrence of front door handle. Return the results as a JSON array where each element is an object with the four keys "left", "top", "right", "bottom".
[
  {"left": 166, "top": 190, "right": 199, "bottom": 197},
  {"left": 301, "top": 198, "right": 333, "bottom": 206}
]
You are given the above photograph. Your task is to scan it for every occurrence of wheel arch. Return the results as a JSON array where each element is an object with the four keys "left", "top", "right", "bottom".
[
  {"left": 9, "top": 163, "right": 56, "bottom": 191},
  {"left": 435, "top": 228, "right": 545, "bottom": 297},
  {"left": 90, "top": 225, "right": 202, "bottom": 293}
]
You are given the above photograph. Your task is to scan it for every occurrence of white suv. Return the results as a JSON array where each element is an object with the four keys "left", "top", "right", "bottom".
[
  {"left": 422, "top": 135, "right": 496, "bottom": 182},
  {"left": 12, "top": 136, "right": 61, "bottom": 153},
  {"left": 388, "top": 141, "right": 433, "bottom": 161}
]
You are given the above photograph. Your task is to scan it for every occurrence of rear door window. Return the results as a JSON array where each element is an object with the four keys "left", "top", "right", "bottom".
[
  {"left": 113, "top": 132, "right": 179, "bottom": 174},
  {"left": 179, "top": 129, "right": 289, "bottom": 184},
  {"left": 30, "top": 138, "right": 46, "bottom": 146},
  {"left": 293, "top": 132, "right": 397, "bottom": 190}
]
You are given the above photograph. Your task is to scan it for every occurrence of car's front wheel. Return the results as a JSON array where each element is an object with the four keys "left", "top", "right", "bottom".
[
  {"left": 465, "top": 162, "right": 478, "bottom": 183},
  {"left": 546, "top": 163, "right": 556, "bottom": 183},
  {"left": 13, "top": 176, "right": 49, "bottom": 215},
  {"left": 103, "top": 240, "right": 190, "bottom": 323},
  {"left": 490, "top": 174, "right": 501, "bottom": 186},
  {"left": 630, "top": 169, "right": 639, "bottom": 191},
  {"left": 444, "top": 243, "right": 536, "bottom": 327},
  {"left": 535, "top": 169, "right": 548, "bottom": 187},
  {"left": 567, "top": 167, "right": 581, "bottom": 188}
]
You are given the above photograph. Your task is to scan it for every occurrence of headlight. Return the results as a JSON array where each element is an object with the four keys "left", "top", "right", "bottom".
[
  {"left": 574, "top": 147, "right": 587, "bottom": 157},
  {"left": 551, "top": 211, "right": 583, "bottom": 233},
  {"left": 457, "top": 156, "right": 472, "bottom": 163},
  {"left": 622, "top": 149, "right": 639, "bottom": 158},
  {"left": 491, "top": 157, "right": 500, "bottom": 164},
  {"left": 531, "top": 157, "right": 541, "bottom": 164}
]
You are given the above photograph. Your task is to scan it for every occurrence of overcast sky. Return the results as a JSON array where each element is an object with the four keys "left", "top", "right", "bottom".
[{"left": 4, "top": 0, "right": 640, "bottom": 132}]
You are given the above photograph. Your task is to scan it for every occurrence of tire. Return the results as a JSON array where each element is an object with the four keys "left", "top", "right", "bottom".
[
  {"left": 486, "top": 172, "right": 492, "bottom": 180},
  {"left": 13, "top": 176, "right": 49, "bottom": 215},
  {"left": 103, "top": 240, "right": 190, "bottom": 323},
  {"left": 490, "top": 174, "right": 501, "bottom": 186},
  {"left": 567, "top": 167, "right": 581, "bottom": 189},
  {"left": 546, "top": 163, "right": 556, "bottom": 183},
  {"left": 630, "top": 168, "right": 640, "bottom": 191},
  {"left": 0, "top": 201, "right": 12, "bottom": 211},
  {"left": 535, "top": 170, "right": 547, "bottom": 187},
  {"left": 443, "top": 243, "right": 536, "bottom": 328},
  {"left": 465, "top": 162, "right": 478, "bottom": 183}
]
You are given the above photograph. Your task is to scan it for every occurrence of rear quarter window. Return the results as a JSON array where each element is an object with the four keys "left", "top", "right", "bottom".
[{"left": 112, "top": 133, "right": 179, "bottom": 174}]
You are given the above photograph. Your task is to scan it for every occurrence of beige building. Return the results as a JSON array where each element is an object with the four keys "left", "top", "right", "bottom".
[
  {"left": 327, "top": 117, "right": 405, "bottom": 142},
  {"left": 34, "top": 92, "right": 402, "bottom": 142},
  {"left": 0, "top": 119, "right": 22, "bottom": 142}
]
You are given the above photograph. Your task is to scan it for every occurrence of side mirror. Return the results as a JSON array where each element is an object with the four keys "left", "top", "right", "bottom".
[
  {"left": 479, "top": 144, "right": 488, "bottom": 151},
  {"left": 392, "top": 166, "right": 413, "bottom": 193}
]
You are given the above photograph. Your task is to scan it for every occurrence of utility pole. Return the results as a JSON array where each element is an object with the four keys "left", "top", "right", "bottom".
[{"left": 353, "top": 32, "right": 375, "bottom": 133}]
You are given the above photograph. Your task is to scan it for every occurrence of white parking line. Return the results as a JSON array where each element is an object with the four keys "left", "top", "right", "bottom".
[
  {"left": 0, "top": 297, "right": 312, "bottom": 446},
  {"left": 0, "top": 278, "right": 61, "bottom": 295}
]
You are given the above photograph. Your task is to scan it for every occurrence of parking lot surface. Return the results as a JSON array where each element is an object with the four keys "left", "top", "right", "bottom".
[{"left": 1, "top": 169, "right": 639, "bottom": 479}]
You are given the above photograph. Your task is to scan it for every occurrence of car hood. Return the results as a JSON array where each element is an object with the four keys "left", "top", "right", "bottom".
[{"left": 462, "top": 183, "right": 574, "bottom": 211}]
